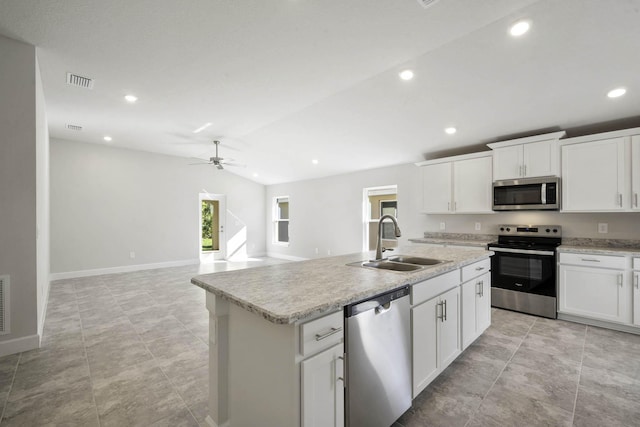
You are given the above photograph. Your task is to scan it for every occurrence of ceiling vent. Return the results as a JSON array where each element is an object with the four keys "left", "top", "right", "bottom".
[
  {"left": 66, "top": 72, "right": 94, "bottom": 89},
  {"left": 417, "top": 0, "right": 439, "bottom": 9},
  {"left": 66, "top": 124, "right": 83, "bottom": 131}
]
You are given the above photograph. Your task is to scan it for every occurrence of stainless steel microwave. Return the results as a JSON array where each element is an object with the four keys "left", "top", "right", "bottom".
[{"left": 493, "top": 176, "right": 560, "bottom": 211}]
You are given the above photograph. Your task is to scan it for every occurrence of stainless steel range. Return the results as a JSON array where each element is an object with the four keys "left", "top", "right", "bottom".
[{"left": 488, "top": 225, "right": 561, "bottom": 319}]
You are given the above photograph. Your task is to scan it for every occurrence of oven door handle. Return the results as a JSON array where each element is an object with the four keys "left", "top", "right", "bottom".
[{"left": 489, "top": 247, "right": 555, "bottom": 256}]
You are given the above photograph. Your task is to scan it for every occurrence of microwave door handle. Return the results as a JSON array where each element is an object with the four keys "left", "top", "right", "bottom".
[{"left": 541, "top": 183, "right": 546, "bottom": 204}]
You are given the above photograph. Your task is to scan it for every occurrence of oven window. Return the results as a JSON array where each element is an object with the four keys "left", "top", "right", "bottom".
[
  {"left": 499, "top": 256, "right": 543, "bottom": 280},
  {"left": 494, "top": 184, "right": 542, "bottom": 206}
]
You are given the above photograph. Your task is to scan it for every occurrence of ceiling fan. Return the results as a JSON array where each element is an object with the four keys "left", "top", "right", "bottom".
[{"left": 190, "top": 140, "right": 245, "bottom": 170}]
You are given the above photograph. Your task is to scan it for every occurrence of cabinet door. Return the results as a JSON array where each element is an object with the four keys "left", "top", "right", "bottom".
[
  {"left": 558, "top": 265, "right": 632, "bottom": 324},
  {"left": 561, "top": 138, "right": 627, "bottom": 211},
  {"left": 475, "top": 272, "right": 492, "bottom": 335},
  {"left": 411, "top": 298, "right": 438, "bottom": 398},
  {"left": 492, "top": 145, "right": 522, "bottom": 180},
  {"left": 301, "top": 344, "right": 344, "bottom": 427},
  {"left": 634, "top": 270, "right": 640, "bottom": 326},
  {"left": 422, "top": 163, "right": 452, "bottom": 213},
  {"left": 523, "top": 140, "right": 558, "bottom": 177},
  {"left": 632, "top": 136, "right": 640, "bottom": 210},
  {"left": 453, "top": 157, "right": 493, "bottom": 213},
  {"left": 438, "top": 286, "right": 461, "bottom": 370},
  {"left": 460, "top": 279, "right": 477, "bottom": 350}
]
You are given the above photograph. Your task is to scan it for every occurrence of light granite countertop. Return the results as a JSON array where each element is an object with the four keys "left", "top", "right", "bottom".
[
  {"left": 558, "top": 245, "right": 640, "bottom": 257},
  {"left": 192, "top": 246, "right": 492, "bottom": 324},
  {"left": 409, "top": 232, "right": 496, "bottom": 248}
]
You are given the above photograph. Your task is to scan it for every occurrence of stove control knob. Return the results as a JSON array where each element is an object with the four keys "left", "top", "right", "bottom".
[
  {"left": 553, "top": 228, "right": 558, "bottom": 233},
  {"left": 500, "top": 227, "right": 504, "bottom": 231},
  {"left": 506, "top": 227, "right": 511, "bottom": 232},
  {"left": 546, "top": 228, "right": 551, "bottom": 233}
]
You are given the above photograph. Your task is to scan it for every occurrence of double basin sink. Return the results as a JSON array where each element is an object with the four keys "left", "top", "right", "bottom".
[{"left": 348, "top": 255, "right": 450, "bottom": 272}]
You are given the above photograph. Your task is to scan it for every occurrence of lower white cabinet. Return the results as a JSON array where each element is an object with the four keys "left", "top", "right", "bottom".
[
  {"left": 411, "top": 286, "right": 460, "bottom": 398},
  {"left": 634, "top": 258, "right": 640, "bottom": 326},
  {"left": 558, "top": 264, "right": 632, "bottom": 324},
  {"left": 461, "top": 271, "right": 491, "bottom": 349},
  {"left": 301, "top": 343, "right": 344, "bottom": 427}
]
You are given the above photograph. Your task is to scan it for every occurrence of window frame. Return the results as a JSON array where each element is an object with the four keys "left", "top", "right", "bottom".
[{"left": 273, "top": 196, "right": 290, "bottom": 246}]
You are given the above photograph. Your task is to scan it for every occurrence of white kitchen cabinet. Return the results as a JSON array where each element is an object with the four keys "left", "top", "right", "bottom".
[
  {"left": 561, "top": 137, "right": 628, "bottom": 212},
  {"left": 412, "top": 285, "right": 460, "bottom": 398},
  {"left": 634, "top": 258, "right": 640, "bottom": 326},
  {"left": 558, "top": 263, "right": 631, "bottom": 324},
  {"left": 418, "top": 152, "right": 492, "bottom": 214},
  {"left": 301, "top": 343, "right": 344, "bottom": 427},
  {"left": 632, "top": 136, "right": 640, "bottom": 210},
  {"left": 488, "top": 131, "right": 565, "bottom": 180},
  {"left": 461, "top": 271, "right": 491, "bottom": 349},
  {"left": 421, "top": 162, "right": 452, "bottom": 213}
]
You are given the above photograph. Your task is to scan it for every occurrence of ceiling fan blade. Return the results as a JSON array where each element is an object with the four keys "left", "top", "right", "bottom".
[
  {"left": 216, "top": 163, "right": 224, "bottom": 170},
  {"left": 189, "top": 162, "right": 213, "bottom": 165},
  {"left": 221, "top": 161, "right": 247, "bottom": 168}
]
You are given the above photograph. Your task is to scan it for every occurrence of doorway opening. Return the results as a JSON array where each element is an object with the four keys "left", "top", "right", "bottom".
[
  {"left": 362, "top": 185, "right": 398, "bottom": 252},
  {"left": 199, "top": 192, "right": 226, "bottom": 262}
]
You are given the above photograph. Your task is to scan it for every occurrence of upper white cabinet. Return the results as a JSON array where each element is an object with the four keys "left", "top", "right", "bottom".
[
  {"left": 560, "top": 128, "right": 640, "bottom": 212},
  {"left": 487, "top": 131, "right": 566, "bottom": 180},
  {"left": 418, "top": 152, "right": 492, "bottom": 214}
]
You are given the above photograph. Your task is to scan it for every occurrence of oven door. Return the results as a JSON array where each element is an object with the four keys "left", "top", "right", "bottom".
[{"left": 489, "top": 246, "right": 557, "bottom": 296}]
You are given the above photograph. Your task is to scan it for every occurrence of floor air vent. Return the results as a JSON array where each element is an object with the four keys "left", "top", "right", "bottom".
[
  {"left": 0, "top": 276, "right": 9, "bottom": 335},
  {"left": 417, "top": 0, "right": 439, "bottom": 9},
  {"left": 66, "top": 72, "right": 94, "bottom": 89}
]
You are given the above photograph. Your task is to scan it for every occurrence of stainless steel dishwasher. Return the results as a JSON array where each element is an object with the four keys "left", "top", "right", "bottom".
[{"left": 345, "top": 285, "right": 411, "bottom": 427}]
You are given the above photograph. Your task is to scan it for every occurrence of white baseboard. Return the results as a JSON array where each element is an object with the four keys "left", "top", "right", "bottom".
[
  {"left": 204, "top": 415, "right": 229, "bottom": 427},
  {"left": 50, "top": 258, "right": 200, "bottom": 281},
  {"left": 0, "top": 334, "right": 40, "bottom": 357},
  {"left": 266, "top": 252, "right": 309, "bottom": 262},
  {"left": 38, "top": 279, "right": 50, "bottom": 339}
]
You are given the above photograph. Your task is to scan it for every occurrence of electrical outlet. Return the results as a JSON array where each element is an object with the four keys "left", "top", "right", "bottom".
[
  {"left": 475, "top": 222, "right": 481, "bottom": 231},
  {"left": 439, "top": 222, "right": 446, "bottom": 230},
  {"left": 129, "top": 251, "right": 136, "bottom": 259},
  {"left": 327, "top": 249, "right": 331, "bottom": 256},
  {"left": 315, "top": 248, "right": 319, "bottom": 255},
  {"left": 598, "top": 223, "right": 608, "bottom": 234}
]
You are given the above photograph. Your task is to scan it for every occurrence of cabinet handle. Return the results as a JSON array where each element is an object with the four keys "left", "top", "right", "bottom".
[
  {"left": 618, "top": 193, "right": 623, "bottom": 207},
  {"left": 635, "top": 274, "right": 639, "bottom": 289},
  {"left": 447, "top": 202, "right": 451, "bottom": 212},
  {"left": 315, "top": 327, "right": 342, "bottom": 341},
  {"left": 454, "top": 201, "right": 457, "bottom": 211},
  {"left": 436, "top": 301, "right": 444, "bottom": 321},
  {"left": 475, "top": 266, "right": 485, "bottom": 271},
  {"left": 518, "top": 165, "right": 523, "bottom": 177},
  {"left": 618, "top": 273, "right": 623, "bottom": 286},
  {"left": 581, "top": 258, "right": 601, "bottom": 262},
  {"left": 635, "top": 193, "right": 638, "bottom": 208},
  {"left": 336, "top": 355, "right": 345, "bottom": 384},
  {"left": 443, "top": 299, "right": 447, "bottom": 322},
  {"left": 476, "top": 280, "right": 484, "bottom": 297}
]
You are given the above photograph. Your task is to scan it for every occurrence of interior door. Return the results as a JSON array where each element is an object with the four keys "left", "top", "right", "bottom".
[{"left": 200, "top": 193, "right": 226, "bottom": 261}]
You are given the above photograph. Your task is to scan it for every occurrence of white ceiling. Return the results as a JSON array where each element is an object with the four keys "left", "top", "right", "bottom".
[{"left": 1, "top": 0, "right": 639, "bottom": 184}]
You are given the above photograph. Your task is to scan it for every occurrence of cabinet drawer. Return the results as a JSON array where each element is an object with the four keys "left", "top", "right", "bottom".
[
  {"left": 559, "top": 252, "right": 626, "bottom": 269},
  {"left": 634, "top": 258, "right": 640, "bottom": 270},
  {"left": 412, "top": 270, "right": 459, "bottom": 306},
  {"left": 461, "top": 258, "right": 491, "bottom": 282},
  {"left": 300, "top": 311, "right": 343, "bottom": 357}
]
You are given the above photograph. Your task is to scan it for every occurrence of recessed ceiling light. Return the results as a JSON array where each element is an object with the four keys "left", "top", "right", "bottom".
[
  {"left": 607, "top": 87, "right": 627, "bottom": 98},
  {"left": 509, "top": 20, "right": 530, "bottom": 37},
  {"left": 103, "top": 136, "right": 112, "bottom": 142},
  {"left": 124, "top": 94, "right": 138, "bottom": 103},
  {"left": 445, "top": 127, "right": 457, "bottom": 135},
  {"left": 312, "top": 159, "right": 319, "bottom": 165},
  {"left": 399, "top": 70, "right": 414, "bottom": 81},
  {"left": 192, "top": 122, "right": 212, "bottom": 133}
]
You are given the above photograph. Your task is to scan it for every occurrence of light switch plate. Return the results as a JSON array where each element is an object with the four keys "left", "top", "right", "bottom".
[
  {"left": 598, "top": 223, "right": 608, "bottom": 234},
  {"left": 475, "top": 222, "right": 481, "bottom": 231},
  {"left": 439, "top": 222, "right": 446, "bottom": 230}
]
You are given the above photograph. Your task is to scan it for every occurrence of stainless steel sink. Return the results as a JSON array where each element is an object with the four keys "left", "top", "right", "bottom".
[
  {"left": 387, "top": 255, "right": 449, "bottom": 266},
  {"left": 360, "top": 261, "right": 424, "bottom": 272}
]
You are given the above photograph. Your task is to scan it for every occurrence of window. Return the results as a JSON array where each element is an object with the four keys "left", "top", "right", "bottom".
[
  {"left": 379, "top": 200, "right": 398, "bottom": 239},
  {"left": 273, "top": 196, "right": 289, "bottom": 244}
]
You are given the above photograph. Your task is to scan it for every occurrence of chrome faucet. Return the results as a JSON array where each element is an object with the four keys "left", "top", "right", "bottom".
[{"left": 373, "top": 214, "right": 402, "bottom": 261}]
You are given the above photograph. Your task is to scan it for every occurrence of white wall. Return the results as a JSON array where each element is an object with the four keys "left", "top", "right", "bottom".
[
  {"left": 35, "top": 56, "right": 50, "bottom": 337},
  {"left": 265, "top": 164, "right": 426, "bottom": 259},
  {"left": 0, "top": 35, "right": 41, "bottom": 355},
  {"left": 266, "top": 162, "right": 640, "bottom": 260},
  {"left": 50, "top": 139, "right": 266, "bottom": 275}
]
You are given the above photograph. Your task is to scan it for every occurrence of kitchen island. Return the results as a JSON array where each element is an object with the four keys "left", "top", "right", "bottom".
[{"left": 192, "top": 245, "right": 493, "bottom": 427}]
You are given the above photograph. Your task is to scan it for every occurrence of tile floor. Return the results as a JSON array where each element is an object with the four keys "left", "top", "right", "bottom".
[{"left": 0, "top": 260, "right": 639, "bottom": 426}]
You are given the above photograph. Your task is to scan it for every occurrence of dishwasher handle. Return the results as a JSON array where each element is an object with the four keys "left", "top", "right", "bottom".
[{"left": 345, "top": 285, "right": 410, "bottom": 317}]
